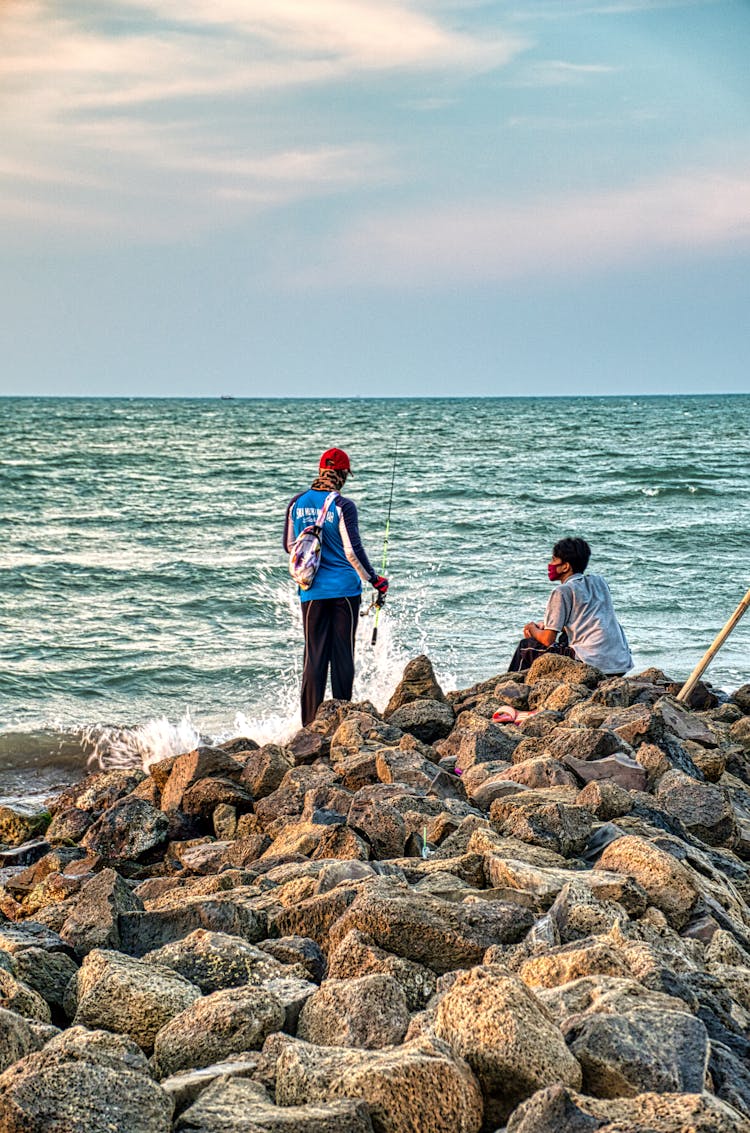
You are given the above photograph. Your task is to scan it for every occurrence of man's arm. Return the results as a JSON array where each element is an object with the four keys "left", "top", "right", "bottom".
[
  {"left": 338, "top": 498, "right": 378, "bottom": 583},
  {"left": 283, "top": 495, "right": 301, "bottom": 553},
  {"left": 523, "top": 585, "right": 571, "bottom": 647},
  {"left": 523, "top": 622, "right": 557, "bottom": 647}
]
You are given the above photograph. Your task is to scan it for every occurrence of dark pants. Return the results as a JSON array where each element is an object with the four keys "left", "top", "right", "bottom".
[
  {"left": 300, "top": 595, "right": 361, "bottom": 726},
  {"left": 508, "top": 630, "right": 576, "bottom": 673}
]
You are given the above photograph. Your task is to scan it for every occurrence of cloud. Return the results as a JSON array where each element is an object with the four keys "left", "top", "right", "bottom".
[
  {"left": 0, "top": 0, "right": 526, "bottom": 237},
  {"left": 300, "top": 170, "right": 750, "bottom": 288}
]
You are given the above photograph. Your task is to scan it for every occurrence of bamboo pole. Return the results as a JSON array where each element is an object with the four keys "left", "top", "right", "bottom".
[{"left": 677, "top": 586, "right": 750, "bottom": 703}]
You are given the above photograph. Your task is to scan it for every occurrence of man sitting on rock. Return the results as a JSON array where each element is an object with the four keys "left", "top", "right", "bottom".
[{"left": 508, "top": 537, "right": 633, "bottom": 676}]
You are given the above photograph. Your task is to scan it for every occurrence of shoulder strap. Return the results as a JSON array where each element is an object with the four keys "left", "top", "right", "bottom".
[{"left": 314, "top": 490, "right": 339, "bottom": 529}]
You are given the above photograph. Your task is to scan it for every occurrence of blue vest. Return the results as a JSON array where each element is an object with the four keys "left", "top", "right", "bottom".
[{"left": 290, "top": 489, "right": 363, "bottom": 602}]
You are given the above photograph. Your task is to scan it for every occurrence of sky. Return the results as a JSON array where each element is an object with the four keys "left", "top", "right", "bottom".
[{"left": 1, "top": 0, "right": 749, "bottom": 397}]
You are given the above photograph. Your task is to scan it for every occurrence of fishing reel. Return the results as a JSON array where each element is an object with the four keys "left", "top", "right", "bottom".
[{"left": 360, "top": 591, "right": 387, "bottom": 618}]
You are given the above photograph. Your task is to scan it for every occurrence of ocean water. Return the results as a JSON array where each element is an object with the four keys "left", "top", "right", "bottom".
[{"left": 1, "top": 394, "right": 749, "bottom": 807}]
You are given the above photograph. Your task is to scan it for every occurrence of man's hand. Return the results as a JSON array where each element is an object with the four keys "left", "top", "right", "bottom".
[
  {"left": 373, "top": 575, "right": 389, "bottom": 595},
  {"left": 523, "top": 621, "right": 541, "bottom": 639}
]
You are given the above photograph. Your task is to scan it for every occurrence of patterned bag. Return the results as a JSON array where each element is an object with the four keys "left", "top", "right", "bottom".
[{"left": 288, "top": 491, "right": 339, "bottom": 590}]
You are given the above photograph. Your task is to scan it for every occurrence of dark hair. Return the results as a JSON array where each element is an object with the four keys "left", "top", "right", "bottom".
[{"left": 553, "top": 537, "right": 591, "bottom": 574}]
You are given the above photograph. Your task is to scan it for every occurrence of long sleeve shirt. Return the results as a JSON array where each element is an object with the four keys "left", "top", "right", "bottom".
[{"left": 284, "top": 488, "right": 377, "bottom": 601}]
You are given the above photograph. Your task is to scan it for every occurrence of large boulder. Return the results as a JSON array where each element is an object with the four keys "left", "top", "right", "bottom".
[
  {"left": 656, "top": 770, "right": 737, "bottom": 847},
  {"left": 11, "top": 947, "right": 79, "bottom": 1017},
  {"left": 80, "top": 798, "right": 169, "bottom": 861},
  {"left": 72, "top": 948, "right": 201, "bottom": 1051},
  {"left": 153, "top": 985, "right": 285, "bottom": 1078},
  {"left": 297, "top": 974, "right": 409, "bottom": 1049},
  {"left": 327, "top": 929, "right": 437, "bottom": 1011},
  {"left": 240, "top": 745, "right": 294, "bottom": 800},
  {"left": 433, "top": 965, "right": 581, "bottom": 1126},
  {"left": 526, "top": 654, "right": 602, "bottom": 688},
  {"left": 270, "top": 1033, "right": 483, "bottom": 1133},
  {"left": 0, "top": 1008, "right": 34, "bottom": 1073},
  {"left": 176, "top": 1078, "right": 374, "bottom": 1132},
  {"left": 565, "top": 1006, "right": 709, "bottom": 1097},
  {"left": 595, "top": 835, "right": 700, "bottom": 930},
  {"left": 0, "top": 1048, "right": 173, "bottom": 1133},
  {"left": 160, "top": 747, "right": 243, "bottom": 814},
  {"left": 489, "top": 793, "right": 593, "bottom": 858},
  {"left": 386, "top": 700, "right": 455, "bottom": 744},
  {"left": 505, "top": 1084, "right": 748, "bottom": 1133},
  {"left": 119, "top": 889, "right": 268, "bottom": 957},
  {"left": 59, "top": 867, "right": 143, "bottom": 955},
  {"left": 327, "top": 880, "right": 533, "bottom": 974},
  {"left": 143, "top": 929, "right": 292, "bottom": 994},
  {"left": 384, "top": 656, "right": 446, "bottom": 716}
]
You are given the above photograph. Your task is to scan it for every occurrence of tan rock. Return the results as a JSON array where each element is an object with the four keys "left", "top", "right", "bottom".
[
  {"left": 595, "top": 834, "right": 700, "bottom": 929},
  {"left": 297, "top": 974, "right": 409, "bottom": 1049}
]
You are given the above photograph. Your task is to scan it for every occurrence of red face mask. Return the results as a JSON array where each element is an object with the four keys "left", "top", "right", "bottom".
[{"left": 547, "top": 562, "right": 563, "bottom": 581}]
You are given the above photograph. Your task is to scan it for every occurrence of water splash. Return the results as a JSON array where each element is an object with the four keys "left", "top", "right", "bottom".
[{"left": 81, "top": 714, "right": 204, "bottom": 773}]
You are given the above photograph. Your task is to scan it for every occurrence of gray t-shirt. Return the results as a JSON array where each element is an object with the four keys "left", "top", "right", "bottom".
[{"left": 544, "top": 572, "right": 632, "bottom": 675}]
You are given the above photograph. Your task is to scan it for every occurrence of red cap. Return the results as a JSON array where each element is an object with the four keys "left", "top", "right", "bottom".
[{"left": 319, "top": 447, "right": 352, "bottom": 474}]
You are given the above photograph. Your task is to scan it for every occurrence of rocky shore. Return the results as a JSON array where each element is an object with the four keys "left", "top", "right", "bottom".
[{"left": 2, "top": 654, "right": 750, "bottom": 1133}]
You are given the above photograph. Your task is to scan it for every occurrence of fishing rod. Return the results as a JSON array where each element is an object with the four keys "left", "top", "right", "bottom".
[{"left": 366, "top": 443, "right": 397, "bottom": 646}]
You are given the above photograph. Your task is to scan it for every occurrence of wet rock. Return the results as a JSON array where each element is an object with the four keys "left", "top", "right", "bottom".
[
  {"left": 241, "top": 744, "right": 294, "bottom": 799},
  {"left": 72, "top": 947, "right": 201, "bottom": 1051},
  {"left": 180, "top": 777, "right": 254, "bottom": 821},
  {"left": 656, "top": 769, "right": 737, "bottom": 847},
  {"left": 566, "top": 1005, "right": 709, "bottom": 1097},
  {"left": 59, "top": 866, "right": 143, "bottom": 955},
  {"left": 271, "top": 1032, "right": 483, "bottom": 1133},
  {"left": 153, "top": 985, "right": 285, "bottom": 1078},
  {"left": 38, "top": 804, "right": 93, "bottom": 843},
  {"left": 0, "top": 808, "right": 50, "bottom": 849},
  {"left": 505, "top": 1083, "right": 748, "bottom": 1133},
  {"left": 384, "top": 655, "right": 446, "bottom": 716},
  {"left": 143, "top": 929, "right": 293, "bottom": 994},
  {"left": 0, "top": 1048, "right": 173, "bottom": 1133},
  {"left": 80, "top": 797, "right": 169, "bottom": 861},
  {"left": 327, "top": 879, "right": 534, "bottom": 974},
  {"left": 433, "top": 964, "right": 581, "bottom": 1126},
  {"left": 297, "top": 973, "right": 409, "bottom": 1049},
  {"left": 595, "top": 834, "right": 700, "bottom": 929},
  {"left": 386, "top": 699, "right": 455, "bottom": 744},
  {"left": 176, "top": 1078, "right": 374, "bottom": 1133},
  {"left": 52, "top": 768, "right": 146, "bottom": 815},
  {"left": 732, "top": 684, "right": 750, "bottom": 714},
  {"left": 286, "top": 727, "right": 331, "bottom": 765}
]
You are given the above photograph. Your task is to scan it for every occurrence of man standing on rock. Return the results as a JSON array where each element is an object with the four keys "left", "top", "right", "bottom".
[
  {"left": 508, "top": 537, "right": 632, "bottom": 676},
  {"left": 284, "top": 448, "right": 388, "bottom": 726}
]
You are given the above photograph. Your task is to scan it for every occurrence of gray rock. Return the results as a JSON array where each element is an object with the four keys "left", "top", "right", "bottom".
[
  {"left": 73, "top": 947, "right": 201, "bottom": 1051},
  {"left": 0, "top": 970, "right": 51, "bottom": 1022},
  {"left": 119, "top": 889, "right": 268, "bottom": 957},
  {"left": 505, "top": 1083, "right": 749, "bottom": 1133},
  {"left": 59, "top": 866, "right": 143, "bottom": 955},
  {"left": 143, "top": 929, "right": 291, "bottom": 994},
  {"left": 259, "top": 936, "right": 325, "bottom": 983},
  {"left": 80, "top": 797, "right": 169, "bottom": 861},
  {"left": 44, "top": 1024, "right": 151, "bottom": 1073},
  {"left": 526, "top": 654, "right": 602, "bottom": 688},
  {"left": 161, "top": 1054, "right": 263, "bottom": 1117},
  {"left": 490, "top": 793, "right": 593, "bottom": 858},
  {"left": 656, "top": 769, "right": 737, "bottom": 847},
  {"left": 565, "top": 1006, "right": 709, "bottom": 1097},
  {"left": 0, "top": 1049, "right": 173, "bottom": 1133},
  {"left": 386, "top": 700, "right": 455, "bottom": 744},
  {"left": 0, "top": 1008, "right": 34, "bottom": 1072},
  {"left": 153, "top": 985, "right": 285, "bottom": 1078},
  {"left": 563, "top": 751, "right": 647, "bottom": 792},
  {"left": 10, "top": 947, "right": 78, "bottom": 1016},
  {"left": 176, "top": 1078, "right": 375, "bottom": 1133},
  {"left": 298, "top": 974, "right": 410, "bottom": 1049}
]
